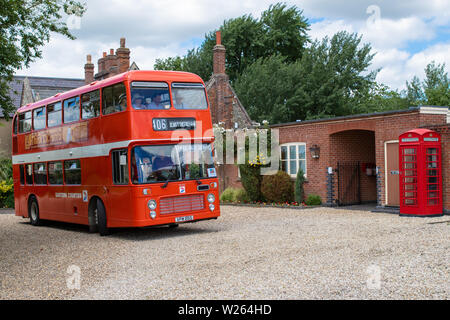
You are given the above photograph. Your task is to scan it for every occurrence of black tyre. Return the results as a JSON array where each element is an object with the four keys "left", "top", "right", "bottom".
[
  {"left": 96, "top": 199, "right": 110, "bottom": 236},
  {"left": 88, "top": 200, "right": 99, "bottom": 233},
  {"left": 29, "top": 197, "right": 42, "bottom": 226}
]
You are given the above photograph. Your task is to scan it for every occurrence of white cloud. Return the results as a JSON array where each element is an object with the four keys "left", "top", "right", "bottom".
[
  {"left": 309, "top": 20, "right": 354, "bottom": 41},
  {"left": 17, "top": 0, "right": 450, "bottom": 92}
]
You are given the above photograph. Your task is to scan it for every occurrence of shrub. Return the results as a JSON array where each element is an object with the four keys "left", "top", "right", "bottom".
[
  {"left": 261, "top": 171, "right": 294, "bottom": 203},
  {"left": 234, "top": 188, "right": 250, "bottom": 203},
  {"left": 305, "top": 194, "right": 322, "bottom": 206},
  {"left": 220, "top": 187, "right": 250, "bottom": 203},
  {"left": 239, "top": 164, "right": 263, "bottom": 202},
  {"left": 0, "top": 158, "right": 13, "bottom": 181},
  {"left": 0, "top": 179, "right": 14, "bottom": 208},
  {"left": 294, "top": 168, "right": 305, "bottom": 204},
  {"left": 220, "top": 187, "right": 236, "bottom": 202}
]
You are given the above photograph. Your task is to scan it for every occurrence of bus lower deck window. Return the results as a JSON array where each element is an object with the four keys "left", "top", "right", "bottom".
[
  {"left": 33, "top": 163, "right": 47, "bottom": 185},
  {"left": 64, "top": 160, "right": 81, "bottom": 185},
  {"left": 112, "top": 149, "right": 129, "bottom": 184},
  {"left": 48, "top": 161, "right": 63, "bottom": 185},
  {"left": 25, "top": 164, "right": 33, "bottom": 185},
  {"left": 19, "top": 165, "right": 25, "bottom": 185}
]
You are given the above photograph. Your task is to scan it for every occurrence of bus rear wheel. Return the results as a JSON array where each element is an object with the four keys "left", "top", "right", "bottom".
[
  {"left": 96, "top": 199, "right": 110, "bottom": 236},
  {"left": 29, "top": 197, "right": 42, "bottom": 226}
]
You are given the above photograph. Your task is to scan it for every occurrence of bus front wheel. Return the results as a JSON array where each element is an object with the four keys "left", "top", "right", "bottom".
[{"left": 29, "top": 197, "right": 42, "bottom": 226}]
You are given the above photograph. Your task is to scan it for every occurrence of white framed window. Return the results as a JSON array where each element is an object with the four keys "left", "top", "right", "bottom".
[{"left": 280, "top": 143, "right": 306, "bottom": 177}]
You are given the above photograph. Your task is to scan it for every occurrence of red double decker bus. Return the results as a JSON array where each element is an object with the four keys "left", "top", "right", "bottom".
[{"left": 11, "top": 70, "right": 220, "bottom": 235}]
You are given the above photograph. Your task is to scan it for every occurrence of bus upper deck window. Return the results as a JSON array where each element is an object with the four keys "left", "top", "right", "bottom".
[
  {"left": 33, "top": 106, "right": 46, "bottom": 130},
  {"left": 102, "top": 83, "right": 127, "bottom": 115},
  {"left": 82, "top": 90, "right": 100, "bottom": 119},
  {"left": 47, "top": 102, "right": 62, "bottom": 127},
  {"left": 130, "top": 82, "right": 171, "bottom": 110},
  {"left": 64, "top": 97, "right": 80, "bottom": 123},
  {"left": 171, "top": 83, "right": 207, "bottom": 110},
  {"left": 18, "top": 111, "right": 32, "bottom": 133}
]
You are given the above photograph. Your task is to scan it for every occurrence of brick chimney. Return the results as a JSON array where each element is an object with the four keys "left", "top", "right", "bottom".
[
  {"left": 116, "top": 37, "right": 130, "bottom": 73},
  {"left": 104, "top": 48, "right": 119, "bottom": 76},
  {"left": 84, "top": 54, "right": 94, "bottom": 84},
  {"left": 97, "top": 52, "right": 107, "bottom": 74},
  {"left": 213, "top": 31, "right": 226, "bottom": 75}
]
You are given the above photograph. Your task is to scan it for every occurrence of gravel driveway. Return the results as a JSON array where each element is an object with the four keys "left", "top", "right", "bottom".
[{"left": 0, "top": 205, "right": 448, "bottom": 300}]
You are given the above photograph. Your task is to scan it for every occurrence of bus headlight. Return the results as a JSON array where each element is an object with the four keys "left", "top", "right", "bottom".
[
  {"left": 207, "top": 193, "right": 215, "bottom": 203},
  {"left": 150, "top": 211, "right": 156, "bottom": 219},
  {"left": 148, "top": 200, "right": 157, "bottom": 210},
  {"left": 209, "top": 204, "right": 215, "bottom": 211}
]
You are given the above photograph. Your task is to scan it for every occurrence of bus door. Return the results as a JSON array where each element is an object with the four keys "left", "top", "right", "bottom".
[
  {"left": 107, "top": 149, "right": 132, "bottom": 222},
  {"left": 62, "top": 160, "right": 87, "bottom": 220}
]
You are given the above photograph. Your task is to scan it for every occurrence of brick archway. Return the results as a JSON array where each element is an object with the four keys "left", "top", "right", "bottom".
[{"left": 329, "top": 130, "right": 377, "bottom": 205}]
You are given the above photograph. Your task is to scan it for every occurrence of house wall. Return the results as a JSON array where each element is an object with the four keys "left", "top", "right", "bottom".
[{"left": 0, "top": 119, "right": 12, "bottom": 158}]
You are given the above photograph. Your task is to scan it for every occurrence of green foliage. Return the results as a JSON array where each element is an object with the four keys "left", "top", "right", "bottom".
[
  {"left": 0, "top": 158, "right": 13, "bottom": 181},
  {"left": 406, "top": 61, "right": 450, "bottom": 107},
  {"left": 220, "top": 187, "right": 236, "bottom": 202},
  {"left": 356, "top": 83, "right": 409, "bottom": 113},
  {"left": 239, "top": 164, "right": 263, "bottom": 202},
  {"left": 187, "top": 163, "right": 201, "bottom": 179},
  {"left": 261, "top": 171, "right": 294, "bottom": 203},
  {"left": 234, "top": 31, "right": 379, "bottom": 124},
  {"left": 0, "top": 0, "right": 86, "bottom": 119},
  {"left": 294, "top": 168, "right": 305, "bottom": 204},
  {"left": 234, "top": 188, "right": 250, "bottom": 203},
  {"left": 0, "top": 179, "right": 14, "bottom": 208},
  {"left": 219, "top": 187, "right": 249, "bottom": 203},
  {"left": 305, "top": 194, "right": 322, "bottom": 206},
  {"left": 154, "top": 2, "right": 310, "bottom": 83}
]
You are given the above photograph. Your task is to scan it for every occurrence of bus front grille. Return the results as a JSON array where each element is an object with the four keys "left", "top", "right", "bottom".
[{"left": 159, "top": 194, "right": 205, "bottom": 215}]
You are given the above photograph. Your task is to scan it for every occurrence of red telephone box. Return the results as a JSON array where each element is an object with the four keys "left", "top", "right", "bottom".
[{"left": 399, "top": 129, "right": 443, "bottom": 217}]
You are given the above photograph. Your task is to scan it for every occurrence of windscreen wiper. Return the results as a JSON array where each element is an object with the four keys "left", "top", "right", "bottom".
[{"left": 160, "top": 165, "right": 178, "bottom": 188}]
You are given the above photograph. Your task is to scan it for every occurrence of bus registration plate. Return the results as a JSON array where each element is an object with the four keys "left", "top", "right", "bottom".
[{"left": 175, "top": 215, "right": 194, "bottom": 223}]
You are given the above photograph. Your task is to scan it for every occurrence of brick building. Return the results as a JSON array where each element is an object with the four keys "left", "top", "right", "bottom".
[{"left": 268, "top": 107, "right": 450, "bottom": 214}]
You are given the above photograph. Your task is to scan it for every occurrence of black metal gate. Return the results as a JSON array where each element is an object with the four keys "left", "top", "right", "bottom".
[{"left": 337, "top": 161, "right": 361, "bottom": 206}]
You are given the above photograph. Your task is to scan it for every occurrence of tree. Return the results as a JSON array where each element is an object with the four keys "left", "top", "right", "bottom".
[
  {"left": 234, "top": 31, "right": 379, "bottom": 124},
  {"left": 406, "top": 61, "right": 450, "bottom": 106},
  {"left": 154, "top": 2, "right": 310, "bottom": 83},
  {"left": 0, "top": 0, "right": 86, "bottom": 119}
]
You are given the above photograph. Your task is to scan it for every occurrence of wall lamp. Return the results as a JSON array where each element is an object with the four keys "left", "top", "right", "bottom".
[{"left": 309, "top": 144, "right": 320, "bottom": 159}]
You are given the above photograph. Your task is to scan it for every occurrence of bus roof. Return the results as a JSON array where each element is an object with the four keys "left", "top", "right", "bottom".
[{"left": 16, "top": 70, "right": 205, "bottom": 114}]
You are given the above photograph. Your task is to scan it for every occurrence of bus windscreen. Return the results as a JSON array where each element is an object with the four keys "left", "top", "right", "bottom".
[
  {"left": 131, "top": 143, "right": 215, "bottom": 184},
  {"left": 172, "top": 83, "right": 207, "bottom": 109},
  {"left": 130, "top": 82, "right": 171, "bottom": 110}
]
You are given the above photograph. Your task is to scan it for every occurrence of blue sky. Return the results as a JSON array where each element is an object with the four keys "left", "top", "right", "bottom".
[{"left": 21, "top": 0, "right": 450, "bottom": 91}]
